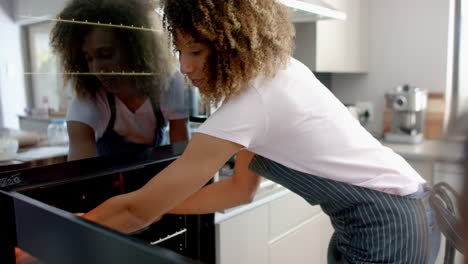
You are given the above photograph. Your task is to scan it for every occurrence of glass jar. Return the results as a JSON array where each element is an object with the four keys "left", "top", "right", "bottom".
[{"left": 47, "top": 120, "right": 69, "bottom": 145}]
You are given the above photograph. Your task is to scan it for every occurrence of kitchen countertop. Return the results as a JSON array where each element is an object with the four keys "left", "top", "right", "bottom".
[
  {"left": 214, "top": 177, "right": 289, "bottom": 223},
  {"left": 213, "top": 168, "right": 288, "bottom": 222},
  {"left": 381, "top": 139, "right": 465, "bottom": 162},
  {"left": 0, "top": 144, "right": 68, "bottom": 173},
  {"left": 15, "top": 145, "right": 68, "bottom": 161},
  {"left": 0, "top": 127, "right": 69, "bottom": 172}
]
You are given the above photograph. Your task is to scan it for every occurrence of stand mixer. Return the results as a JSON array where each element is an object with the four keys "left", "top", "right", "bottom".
[{"left": 384, "top": 84, "right": 428, "bottom": 144}]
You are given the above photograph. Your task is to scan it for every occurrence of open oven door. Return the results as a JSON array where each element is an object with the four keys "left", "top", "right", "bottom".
[
  {"left": 0, "top": 189, "right": 196, "bottom": 264},
  {"left": 0, "top": 142, "right": 214, "bottom": 264}
]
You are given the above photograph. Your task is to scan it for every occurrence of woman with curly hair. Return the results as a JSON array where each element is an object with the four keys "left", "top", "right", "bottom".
[
  {"left": 51, "top": 0, "right": 189, "bottom": 160},
  {"left": 83, "top": 0, "right": 440, "bottom": 263}
]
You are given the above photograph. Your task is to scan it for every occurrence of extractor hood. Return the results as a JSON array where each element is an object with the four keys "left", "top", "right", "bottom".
[{"left": 278, "top": 0, "right": 347, "bottom": 22}]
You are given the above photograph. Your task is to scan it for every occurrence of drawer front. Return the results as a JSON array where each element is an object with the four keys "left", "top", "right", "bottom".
[
  {"left": 433, "top": 162, "right": 465, "bottom": 194},
  {"left": 407, "top": 159, "right": 434, "bottom": 184},
  {"left": 269, "top": 192, "right": 322, "bottom": 240},
  {"left": 269, "top": 213, "right": 334, "bottom": 264},
  {"left": 434, "top": 162, "right": 464, "bottom": 175},
  {"left": 217, "top": 204, "right": 269, "bottom": 264}
]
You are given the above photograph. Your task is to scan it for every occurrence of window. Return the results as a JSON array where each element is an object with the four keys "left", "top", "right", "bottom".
[{"left": 25, "top": 21, "right": 71, "bottom": 115}]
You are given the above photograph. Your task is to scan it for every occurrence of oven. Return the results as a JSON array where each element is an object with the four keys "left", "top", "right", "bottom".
[{"left": 0, "top": 142, "right": 215, "bottom": 264}]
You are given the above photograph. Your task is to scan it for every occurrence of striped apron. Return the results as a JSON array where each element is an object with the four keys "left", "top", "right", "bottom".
[{"left": 249, "top": 155, "right": 441, "bottom": 264}]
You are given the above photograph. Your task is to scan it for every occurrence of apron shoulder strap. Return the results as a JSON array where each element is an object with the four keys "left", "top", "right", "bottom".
[
  {"left": 105, "top": 93, "right": 117, "bottom": 132},
  {"left": 147, "top": 92, "right": 166, "bottom": 146}
]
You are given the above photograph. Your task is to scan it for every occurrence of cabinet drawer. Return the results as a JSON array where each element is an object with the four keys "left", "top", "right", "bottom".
[
  {"left": 406, "top": 159, "right": 433, "bottom": 184},
  {"left": 216, "top": 204, "right": 269, "bottom": 264},
  {"left": 269, "top": 213, "right": 334, "bottom": 264},
  {"left": 433, "top": 162, "right": 465, "bottom": 194},
  {"left": 434, "top": 162, "right": 464, "bottom": 175},
  {"left": 269, "top": 192, "right": 322, "bottom": 240}
]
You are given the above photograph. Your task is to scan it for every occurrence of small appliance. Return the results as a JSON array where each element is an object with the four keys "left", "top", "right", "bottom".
[{"left": 384, "top": 84, "right": 428, "bottom": 144}]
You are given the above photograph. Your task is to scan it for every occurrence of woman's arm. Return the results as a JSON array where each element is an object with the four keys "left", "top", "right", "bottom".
[
  {"left": 169, "top": 118, "right": 189, "bottom": 143},
  {"left": 67, "top": 121, "right": 97, "bottom": 161},
  {"left": 83, "top": 133, "right": 243, "bottom": 233},
  {"left": 168, "top": 149, "right": 261, "bottom": 214}
]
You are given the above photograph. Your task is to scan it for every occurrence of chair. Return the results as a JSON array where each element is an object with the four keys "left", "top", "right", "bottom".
[{"left": 429, "top": 182, "right": 465, "bottom": 264}]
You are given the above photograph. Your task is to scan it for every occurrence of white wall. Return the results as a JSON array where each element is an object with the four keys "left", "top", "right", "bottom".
[
  {"left": 331, "top": 0, "right": 452, "bottom": 135},
  {"left": 0, "top": 2, "right": 27, "bottom": 129}
]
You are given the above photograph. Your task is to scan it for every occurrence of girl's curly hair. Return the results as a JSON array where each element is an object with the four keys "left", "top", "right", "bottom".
[
  {"left": 161, "top": 0, "right": 295, "bottom": 104},
  {"left": 50, "top": 0, "right": 175, "bottom": 101}
]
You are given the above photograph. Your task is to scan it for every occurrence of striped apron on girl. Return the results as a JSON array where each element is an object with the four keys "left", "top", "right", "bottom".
[{"left": 249, "top": 155, "right": 441, "bottom": 264}]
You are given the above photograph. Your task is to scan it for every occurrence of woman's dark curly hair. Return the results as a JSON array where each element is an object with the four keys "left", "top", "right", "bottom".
[
  {"left": 50, "top": 0, "right": 175, "bottom": 100},
  {"left": 161, "top": 0, "right": 295, "bottom": 104}
]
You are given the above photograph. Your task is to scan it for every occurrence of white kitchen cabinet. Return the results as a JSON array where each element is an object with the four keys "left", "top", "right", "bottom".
[
  {"left": 405, "top": 159, "right": 435, "bottom": 184},
  {"left": 405, "top": 160, "right": 465, "bottom": 264},
  {"left": 268, "top": 193, "right": 333, "bottom": 264},
  {"left": 433, "top": 162, "right": 464, "bottom": 193},
  {"left": 293, "top": 0, "right": 369, "bottom": 73},
  {"left": 405, "top": 159, "right": 465, "bottom": 193},
  {"left": 433, "top": 162, "right": 465, "bottom": 264},
  {"left": 268, "top": 191, "right": 322, "bottom": 239},
  {"left": 216, "top": 192, "right": 334, "bottom": 264},
  {"left": 216, "top": 204, "right": 269, "bottom": 264},
  {"left": 269, "top": 211, "right": 333, "bottom": 264}
]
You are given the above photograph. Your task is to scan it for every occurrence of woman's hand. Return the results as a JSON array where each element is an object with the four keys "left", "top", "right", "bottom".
[
  {"left": 153, "top": 215, "right": 163, "bottom": 223},
  {"left": 83, "top": 133, "right": 243, "bottom": 233},
  {"left": 15, "top": 248, "right": 42, "bottom": 264}
]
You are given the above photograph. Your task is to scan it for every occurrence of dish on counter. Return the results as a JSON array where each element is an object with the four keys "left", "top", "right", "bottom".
[{"left": 0, "top": 136, "right": 19, "bottom": 161}]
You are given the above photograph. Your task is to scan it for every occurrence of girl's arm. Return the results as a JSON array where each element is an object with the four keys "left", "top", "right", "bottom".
[
  {"left": 168, "top": 149, "right": 261, "bottom": 214},
  {"left": 83, "top": 133, "right": 243, "bottom": 233},
  {"left": 67, "top": 121, "right": 97, "bottom": 161},
  {"left": 169, "top": 118, "right": 189, "bottom": 143}
]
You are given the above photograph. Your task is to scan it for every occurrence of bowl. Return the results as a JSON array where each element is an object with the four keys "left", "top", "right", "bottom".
[{"left": 0, "top": 136, "right": 19, "bottom": 161}]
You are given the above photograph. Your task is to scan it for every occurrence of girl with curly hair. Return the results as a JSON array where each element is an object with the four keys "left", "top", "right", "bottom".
[
  {"left": 51, "top": 0, "right": 190, "bottom": 160},
  {"left": 84, "top": 1, "right": 440, "bottom": 263}
]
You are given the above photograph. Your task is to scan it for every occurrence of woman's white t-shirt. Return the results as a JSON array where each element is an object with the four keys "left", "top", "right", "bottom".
[
  {"left": 197, "top": 58, "right": 425, "bottom": 196},
  {"left": 66, "top": 72, "right": 189, "bottom": 145}
]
